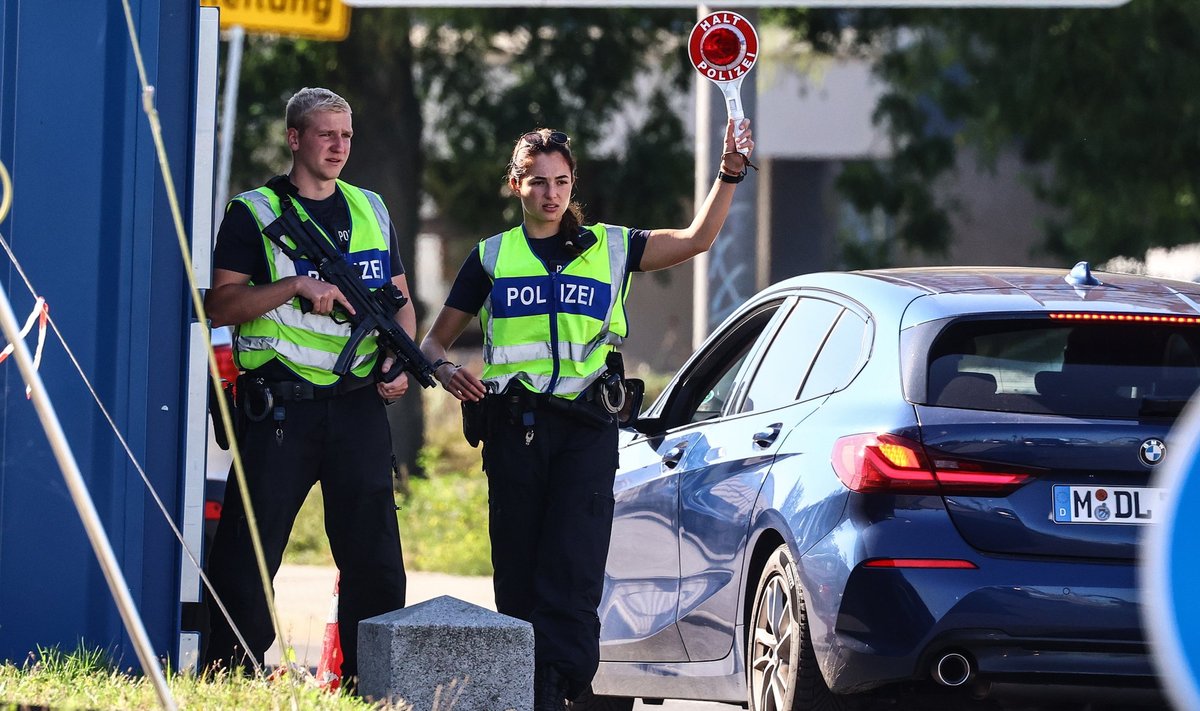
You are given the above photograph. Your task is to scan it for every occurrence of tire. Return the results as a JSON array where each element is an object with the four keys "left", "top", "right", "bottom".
[
  {"left": 567, "top": 689, "right": 635, "bottom": 711},
  {"left": 748, "top": 544, "right": 845, "bottom": 711}
]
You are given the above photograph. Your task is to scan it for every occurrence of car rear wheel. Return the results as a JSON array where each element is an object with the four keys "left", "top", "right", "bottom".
[
  {"left": 749, "top": 544, "right": 844, "bottom": 711},
  {"left": 567, "top": 689, "right": 634, "bottom": 711}
]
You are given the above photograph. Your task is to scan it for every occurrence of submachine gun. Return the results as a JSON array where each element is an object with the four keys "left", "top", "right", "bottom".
[{"left": 260, "top": 176, "right": 437, "bottom": 388}]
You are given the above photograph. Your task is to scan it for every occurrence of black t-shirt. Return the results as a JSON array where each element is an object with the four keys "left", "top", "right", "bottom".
[
  {"left": 212, "top": 186, "right": 405, "bottom": 284},
  {"left": 444, "top": 227, "right": 649, "bottom": 314}
]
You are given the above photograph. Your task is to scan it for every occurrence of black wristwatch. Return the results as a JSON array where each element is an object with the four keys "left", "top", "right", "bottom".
[{"left": 718, "top": 168, "right": 746, "bottom": 184}]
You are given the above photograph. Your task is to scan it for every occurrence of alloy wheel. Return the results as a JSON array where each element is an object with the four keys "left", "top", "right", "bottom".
[{"left": 750, "top": 570, "right": 796, "bottom": 711}]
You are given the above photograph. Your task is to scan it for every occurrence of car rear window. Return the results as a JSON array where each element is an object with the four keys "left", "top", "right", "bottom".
[{"left": 925, "top": 318, "right": 1200, "bottom": 419}]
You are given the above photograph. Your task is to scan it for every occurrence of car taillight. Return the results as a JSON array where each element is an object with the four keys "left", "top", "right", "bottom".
[
  {"left": 831, "top": 433, "right": 1031, "bottom": 495},
  {"left": 204, "top": 501, "right": 222, "bottom": 521},
  {"left": 832, "top": 433, "right": 935, "bottom": 492}
]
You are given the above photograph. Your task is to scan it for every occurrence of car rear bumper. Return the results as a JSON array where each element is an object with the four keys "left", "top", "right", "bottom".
[
  {"left": 938, "top": 634, "right": 1151, "bottom": 681},
  {"left": 816, "top": 555, "right": 1153, "bottom": 693}
]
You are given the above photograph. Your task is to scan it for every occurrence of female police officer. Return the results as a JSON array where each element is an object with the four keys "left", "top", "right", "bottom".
[{"left": 420, "top": 119, "right": 754, "bottom": 710}]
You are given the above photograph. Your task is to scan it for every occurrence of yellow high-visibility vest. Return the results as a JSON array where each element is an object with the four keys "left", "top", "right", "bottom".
[
  {"left": 479, "top": 224, "right": 631, "bottom": 398},
  {"left": 232, "top": 180, "right": 392, "bottom": 385}
]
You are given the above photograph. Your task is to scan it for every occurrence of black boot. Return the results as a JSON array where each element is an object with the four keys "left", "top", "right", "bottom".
[{"left": 534, "top": 664, "right": 568, "bottom": 711}]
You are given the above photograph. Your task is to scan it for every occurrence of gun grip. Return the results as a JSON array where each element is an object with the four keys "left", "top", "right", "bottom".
[
  {"left": 297, "top": 297, "right": 351, "bottom": 324},
  {"left": 379, "top": 357, "right": 406, "bottom": 383}
]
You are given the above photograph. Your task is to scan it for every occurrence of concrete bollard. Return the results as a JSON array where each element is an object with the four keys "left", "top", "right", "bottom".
[{"left": 358, "top": 595, "right": 534, "bottom": 711}]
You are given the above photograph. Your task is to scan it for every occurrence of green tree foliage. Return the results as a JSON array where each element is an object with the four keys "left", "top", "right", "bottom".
[
  {"left": 789, "top": 2, "right": 1200, "bottom": 263},
  {"left": 223, "top": 37, "right": 336, "bottom": 193},
  {"left": 224, "top": 9, "right": 695, "bottom": 249},
  {"left": 412, "top": 9, "right": 694, "bottom": 245}
]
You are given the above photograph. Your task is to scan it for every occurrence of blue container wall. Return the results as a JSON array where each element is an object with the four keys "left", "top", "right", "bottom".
[{"left": 0, "top": 0, "right": 197, "bottom": 667}]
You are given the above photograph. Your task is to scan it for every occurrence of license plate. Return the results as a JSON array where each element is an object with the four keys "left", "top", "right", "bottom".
[{"left": 1053, "top": 485, "right": 1166, "bottom": 524}]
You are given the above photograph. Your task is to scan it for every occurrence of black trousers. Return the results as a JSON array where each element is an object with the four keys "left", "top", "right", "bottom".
[
  {"left": 202, "top": 384, "right": 405, "bottom": 680},
  {"left": 483, "top": 398, "right": 618, "bottom": 699}
]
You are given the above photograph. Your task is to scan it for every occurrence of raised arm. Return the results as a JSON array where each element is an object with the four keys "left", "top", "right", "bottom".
[{"left": 639, "top": 118, "right": 755, "bottom": 272}]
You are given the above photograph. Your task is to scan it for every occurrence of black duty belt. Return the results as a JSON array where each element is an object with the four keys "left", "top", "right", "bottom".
[
  {"left": 496, "top": 376, "right": 618, "bottom": 410},
  {"left": 267, "top": 377, "right": 372, "bottom": 401},
  {"left": 492, "top": 382, "right": 616, "bottom": 429},
  {"left": 239, "top": 375, "right": 375, "bottom": 423}
]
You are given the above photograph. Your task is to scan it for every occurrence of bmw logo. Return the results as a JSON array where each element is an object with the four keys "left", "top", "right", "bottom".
[{"left": 1140, "top": 438, "right": 1166, "bottom": 467}]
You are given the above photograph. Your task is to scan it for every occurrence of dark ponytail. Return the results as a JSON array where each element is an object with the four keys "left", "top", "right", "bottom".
[{"left": 559, "top": 201, "right": 587, "bottom": 255}]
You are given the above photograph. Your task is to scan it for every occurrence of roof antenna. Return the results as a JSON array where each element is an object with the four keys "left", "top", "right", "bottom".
[{"left": 1065, "top": 261, "right": 1103, "bottom": 287}]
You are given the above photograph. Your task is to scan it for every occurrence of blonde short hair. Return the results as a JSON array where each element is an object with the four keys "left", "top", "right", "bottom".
[{"left": 285, "top": 87, "right": 351, "bottom": 133}]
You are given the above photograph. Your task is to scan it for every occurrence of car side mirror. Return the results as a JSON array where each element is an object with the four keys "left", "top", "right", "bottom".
[
  {"left": 618, "top": 378, "right": 646, "bottom": 427},
  {"left": 629, "top": 415, "right": 664, "bottom": 436}
]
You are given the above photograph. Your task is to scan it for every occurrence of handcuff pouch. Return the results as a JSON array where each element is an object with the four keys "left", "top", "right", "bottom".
[{"left": 601, "top": 351, "right": 644, "bottom": 427}]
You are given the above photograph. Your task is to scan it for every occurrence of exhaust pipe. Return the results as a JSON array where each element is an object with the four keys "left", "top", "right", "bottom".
[{"left": 932, "top": 651, "right": 973, "bottom": 687}]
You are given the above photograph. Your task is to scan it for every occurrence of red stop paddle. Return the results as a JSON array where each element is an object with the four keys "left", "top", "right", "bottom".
[{"left": 688, "top": 10, "right": 758, "bottom": 154}]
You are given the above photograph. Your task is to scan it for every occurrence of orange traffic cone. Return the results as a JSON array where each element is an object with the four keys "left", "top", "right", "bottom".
[{"left": 316, "top": 572, "right": 343, "bottom": 691}]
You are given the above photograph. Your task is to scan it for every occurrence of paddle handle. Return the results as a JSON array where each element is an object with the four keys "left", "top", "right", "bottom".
[{"left": 718, "top": 78, "right": 749, "bottom": 155}]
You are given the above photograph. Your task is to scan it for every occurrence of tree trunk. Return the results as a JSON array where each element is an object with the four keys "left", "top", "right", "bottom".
[{"left": 335, "top": 8, "right": 426, "bottom": 489}]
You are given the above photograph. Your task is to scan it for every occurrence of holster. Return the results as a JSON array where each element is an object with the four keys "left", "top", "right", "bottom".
[
  {"left": 461, "top": 399, "right": 486, "bottom": 448},
  {"left": 208, "top": 377, "right": 237, "bottom": 451}
]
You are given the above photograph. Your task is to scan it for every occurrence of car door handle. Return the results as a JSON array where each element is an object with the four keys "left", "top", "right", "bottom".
[
  {"left": 753, "top": 423, "right": 783, "bottom": 449},
  {"left": 662, "top": 443, "right": 688, "bottom": 469}
]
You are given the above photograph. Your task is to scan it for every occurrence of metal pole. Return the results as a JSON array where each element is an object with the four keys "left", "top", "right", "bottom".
[
  {"left": 691, "top": 3, "right": 711, "bottom": 351},
  {"left": 0, "top": 291, "right": 177, "bottom": 711},
  {"left": 213, "top": 24, "right": 245, "bottom": 231},
  {"left": 705, "top": 7, "right": 758, "bottom": 333},
  {"left": 692, "top": 5, "right": 758, "bottom": 347}
]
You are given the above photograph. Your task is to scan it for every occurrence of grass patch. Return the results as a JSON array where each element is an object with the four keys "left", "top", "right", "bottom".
[
  {"left": 0, "top": 645, "right": 395, "bottom": 710},
  {"left": 284, "top": 394, "right": 491, "bottom": 575},
  {"left": 398, "top": 473, "right": 492, "bottom": 575},
  {"left": 282, "top": 473, "right": 491, "bottom": 575}
]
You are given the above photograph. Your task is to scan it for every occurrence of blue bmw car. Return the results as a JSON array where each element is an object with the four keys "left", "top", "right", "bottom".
[{"left": 579, "top": 264, "right": 1180, "bottom": 710}]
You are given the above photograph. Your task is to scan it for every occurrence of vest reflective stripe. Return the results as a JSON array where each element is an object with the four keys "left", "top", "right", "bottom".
[
  {"left": 362, "top": 191, "right": 391, "bottom": 240},
  {"left": 479, "top": 224, "right": 630, "bottom": 397},
  {"left": 232, "top": 181, "right": 391, "bottom": 385},
  {"left": 599, "top": 223, "right": 627, "bottom": 346},
  {"left": 485, "top": 339, "right": 597, "bottom": 366},
  {"left": 474, "top": 369, "right": 596, "bottom": 396},
  {"left": 236, "top": 335, "right": 372, "bottom": 373}
]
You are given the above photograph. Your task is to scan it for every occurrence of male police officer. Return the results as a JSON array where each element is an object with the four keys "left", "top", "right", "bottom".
[{"left": 202, "top": 87, "right": 412, "bottom": 684}]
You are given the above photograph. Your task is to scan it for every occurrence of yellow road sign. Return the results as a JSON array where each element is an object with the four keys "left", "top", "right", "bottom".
[{"left": 201, "top": 0, "right": 351, "bottom": 41}]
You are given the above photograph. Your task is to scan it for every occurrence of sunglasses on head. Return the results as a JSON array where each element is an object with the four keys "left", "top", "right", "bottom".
[{"left": 521, "top": 130, "right": 570, "bottom": 148}]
